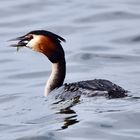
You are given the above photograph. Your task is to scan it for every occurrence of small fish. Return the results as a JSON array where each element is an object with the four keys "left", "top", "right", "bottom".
[
  {"left": 10, "top": 43, "right": 24, "bottom": 52},
  {"left": 16, "top": 45, "right": 22, "bottom": 52},
  {"left": 9, "top": 36, "right": 28, "bottom": 52}
]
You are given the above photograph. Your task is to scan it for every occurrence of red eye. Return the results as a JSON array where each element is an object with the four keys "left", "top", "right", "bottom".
[
  {"left": 28, "top": 34, "right": 33, "bottom": 40},
  {"left": 25, "top": 34, "right": 33, "bottom": 40}
]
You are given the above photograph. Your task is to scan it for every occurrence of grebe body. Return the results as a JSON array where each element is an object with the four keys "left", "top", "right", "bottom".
[
  {"left": 53, "top": 79, "right": 127, "bottom": 100},
  {"left": 10, "top": 30, "right": 127, "bottom": 99}
]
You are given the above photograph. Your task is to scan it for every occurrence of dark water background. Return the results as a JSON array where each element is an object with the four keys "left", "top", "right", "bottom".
[{"left": 0, "top": 0, "right": 140, "bottom": 140}]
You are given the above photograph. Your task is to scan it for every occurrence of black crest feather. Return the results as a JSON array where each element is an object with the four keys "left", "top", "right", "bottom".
[{"left": 27, "top": 30, "right": 66, "bottom": 44}]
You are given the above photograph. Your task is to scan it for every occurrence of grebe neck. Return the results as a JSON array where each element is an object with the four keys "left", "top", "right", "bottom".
[{"left": 45, "top": 57, "right": 66, "bottom": 96}]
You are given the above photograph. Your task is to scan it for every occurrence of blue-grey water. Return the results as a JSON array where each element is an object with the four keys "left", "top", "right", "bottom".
[{"left": 1, "top": 0, "right": 140, "bottom": 140}]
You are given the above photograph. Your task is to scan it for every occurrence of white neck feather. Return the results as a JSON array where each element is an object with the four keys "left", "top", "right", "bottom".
[{"left": 44, "top": 58, "right": 66, "bottom": 96}]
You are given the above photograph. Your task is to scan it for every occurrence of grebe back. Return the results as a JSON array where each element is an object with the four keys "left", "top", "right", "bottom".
[{"left": 10, "top": 30, "right": 127, "bottom": 99}]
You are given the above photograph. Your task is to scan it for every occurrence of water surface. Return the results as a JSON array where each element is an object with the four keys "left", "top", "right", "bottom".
[{"left": 0, "top": 0, "right": 140, "bottom": 140}]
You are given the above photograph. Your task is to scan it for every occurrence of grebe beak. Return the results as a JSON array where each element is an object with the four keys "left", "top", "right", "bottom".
[
  {"left": 9, "top": 36, "right": 30, "bottom": 51},
  {"left": 9, "top": 36, "right": 25, "bottom": 41}
]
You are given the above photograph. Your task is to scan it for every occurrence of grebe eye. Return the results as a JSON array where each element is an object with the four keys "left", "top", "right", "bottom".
[{"left": 27, "top": 34, "right": 33, "bottom": 40}]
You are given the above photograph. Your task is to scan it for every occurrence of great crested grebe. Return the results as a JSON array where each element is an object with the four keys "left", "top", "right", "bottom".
[{"left": 10, "top": 30, "right": 127, "bottom": 99}]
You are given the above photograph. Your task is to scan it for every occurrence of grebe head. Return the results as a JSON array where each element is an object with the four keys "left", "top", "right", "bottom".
[
  {"left": 10, "top": 30, "right": 66, "bottom": 95},
  {"left": 10, "top": 30, "right": 66, "bottom": 63}
]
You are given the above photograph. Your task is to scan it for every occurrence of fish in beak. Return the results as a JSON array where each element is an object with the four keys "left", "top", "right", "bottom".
[{"left": 9, "top": 35, "right": 30, "bottom": 52}]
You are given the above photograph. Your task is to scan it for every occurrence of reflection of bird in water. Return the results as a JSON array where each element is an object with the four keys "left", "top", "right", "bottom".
[
  {"left": 57, "top": 107, "right": 79, "bottom": 130},
  {"left": 10, "top": 30, "right": 127, "bottom": 99}
]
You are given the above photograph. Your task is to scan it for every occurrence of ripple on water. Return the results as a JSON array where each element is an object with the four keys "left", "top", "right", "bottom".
[
  {"left": 74, "top": 11, "right": 140, "bottom": 24},
  {"left": 112, "top": 34, "right": 140, "bottom": 44},
  {"left": 0, "top": 94, "right": 20, "bottom": 104},
  {"left": 81, "top": 45, "right": 113, "bottom": 52},
  {"left": 6, "top": 71, "right": 49, "bottom": 80},
  {"left": 68, "top": 51, "right": 140, "bottom": 64},
  {"left": 0, "top": 59, "right": 16, "bottom": 64},
  {"left": 15, "top": 133, "right": 59, "bottom": 140}
]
